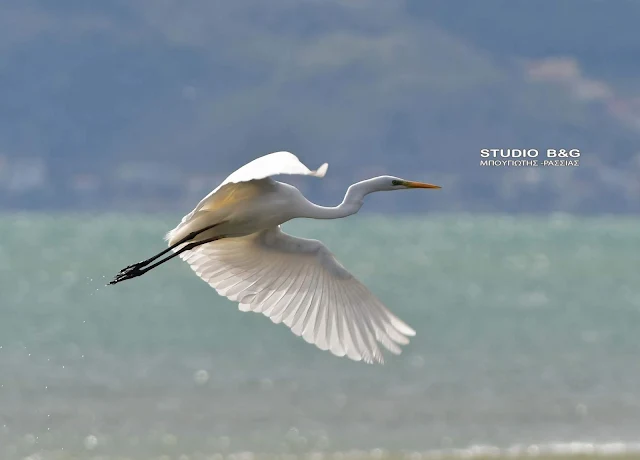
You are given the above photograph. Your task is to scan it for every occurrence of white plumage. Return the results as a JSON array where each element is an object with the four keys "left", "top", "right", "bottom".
[
  {"left": 111, "top": 151, "right": 441, "bottom": 364},
  {"left": 180, "top": 226, "right": 414, "bottom": 364},
  {"left": 180, "top": 151, "right": 328, "bottom": 227}
]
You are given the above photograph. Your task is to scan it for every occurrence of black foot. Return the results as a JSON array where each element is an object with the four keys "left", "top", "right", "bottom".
[
  {"left": 109, "top": 264, "right": 145, "bottom": 285},
  {"left": 118, "top": 260, "right": 147, "bottom": 274}
]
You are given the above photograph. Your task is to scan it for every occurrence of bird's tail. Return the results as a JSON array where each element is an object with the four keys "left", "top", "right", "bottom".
[{"left": 164, "top": 211, "right": 225, "bottom": 249}]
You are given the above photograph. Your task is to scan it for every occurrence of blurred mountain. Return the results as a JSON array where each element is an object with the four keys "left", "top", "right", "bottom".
[{"left": 1, "top": 0, "right": 639, "bottom": 213}]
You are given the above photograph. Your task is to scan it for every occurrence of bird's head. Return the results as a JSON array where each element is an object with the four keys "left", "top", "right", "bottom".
[{"left": 370, "top": 175, "right": 441, "bottom": 192}]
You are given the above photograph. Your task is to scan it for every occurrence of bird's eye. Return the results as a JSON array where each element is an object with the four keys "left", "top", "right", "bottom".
[{"left": 391, "top": 180, "right": 402, "bottom": 186}]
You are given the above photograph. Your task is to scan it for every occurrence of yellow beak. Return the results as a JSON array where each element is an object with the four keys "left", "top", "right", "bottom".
[{"left": 405, "top": 181, "right": 441, "bottom": 189}]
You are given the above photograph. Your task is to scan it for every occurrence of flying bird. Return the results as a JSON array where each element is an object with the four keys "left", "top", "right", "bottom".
[{"left": 110, "top": 151, "right": 440, "bottom": 363}]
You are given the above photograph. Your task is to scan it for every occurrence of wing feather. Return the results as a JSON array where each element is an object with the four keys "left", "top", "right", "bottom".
[
  {"left": 337, "top": 279, "right": 366, "bottom": 361},
  {"left": 299, "top": 267, "right": 325, "bottom": 344},
  {"left": 180, "top": 226, "right": 415, "bottom": 364},
  {"left": 343, "top": 282, "right": 381, "bottom": 363},
  {"left": 289, "top": 270, "right": 318, "bottom": 334},
  {"left": 221, "top": 151, "right": 328, "bottom": 186},
  {"left": 276, "top": 262, "right": 312, "bottom": 325},
  {"left": 286, "top": 265, "right": 317, "bottom": 330}
]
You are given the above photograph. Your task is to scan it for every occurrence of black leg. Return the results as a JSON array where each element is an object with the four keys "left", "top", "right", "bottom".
[
  {"left": 109, "top": 235, "right": 224, "bottom": 285},
  {"left": 116, "top": 221, "right": 224, "bottom": 276}
]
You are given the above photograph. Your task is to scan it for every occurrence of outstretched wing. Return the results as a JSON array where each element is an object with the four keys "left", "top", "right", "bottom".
[
  {"left": 221, "top": 151, "right": 328, "bottom": 187},
  {"left": 179, "top": 227, "right": 416, "bottom": 364}
]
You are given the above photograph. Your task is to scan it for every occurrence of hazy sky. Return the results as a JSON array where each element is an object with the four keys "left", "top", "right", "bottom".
[{"left": 1, "top": 1, "right": 639, "bottom": 213}]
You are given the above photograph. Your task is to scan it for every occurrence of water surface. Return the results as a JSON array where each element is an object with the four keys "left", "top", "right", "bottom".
[{"left": 0, "top": 213, "right": 638, "bottom": 458}]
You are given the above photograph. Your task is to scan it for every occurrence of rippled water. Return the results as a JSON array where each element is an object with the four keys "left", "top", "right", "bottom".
[{"left": 1, "top": 213, "right": 639, "bottom": 459}]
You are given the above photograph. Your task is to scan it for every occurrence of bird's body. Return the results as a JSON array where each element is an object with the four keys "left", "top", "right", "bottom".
[
  {"left": 166, "top": 178, "right": 304, "bottom": 245},
  {"left": 110, "top": 151, "right": 440, "bottom": 364}
]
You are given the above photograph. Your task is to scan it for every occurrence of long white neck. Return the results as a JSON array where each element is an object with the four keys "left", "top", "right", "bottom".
[{"left": 300, "top": 179, "right": 379, "bottom": 219}]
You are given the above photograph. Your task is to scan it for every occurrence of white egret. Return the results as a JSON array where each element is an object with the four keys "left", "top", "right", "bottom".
[{"left": 110, "top": 151, "right": 440, "bottom": 363}]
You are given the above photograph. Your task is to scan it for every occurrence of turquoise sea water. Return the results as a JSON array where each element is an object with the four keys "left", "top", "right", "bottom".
[{"left": 1, "top": 213, "right": 639, "bottom": 459}]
